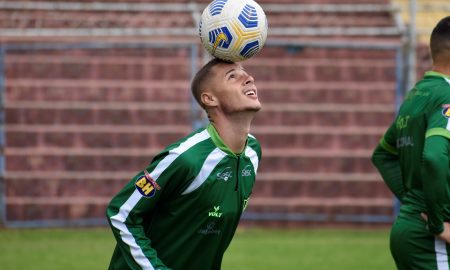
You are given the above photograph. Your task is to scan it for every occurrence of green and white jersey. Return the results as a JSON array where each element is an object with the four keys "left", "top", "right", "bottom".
[
  {"left": 380, "top": 71, "right": 450, "bottom": 220},
  {"left": 106, "top": 123, "right": 262, "bottom": 270}
]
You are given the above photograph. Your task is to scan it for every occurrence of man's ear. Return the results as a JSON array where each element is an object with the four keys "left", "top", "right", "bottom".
[{"left": 201, "top": 92, "right": 218, "bottom": 108}]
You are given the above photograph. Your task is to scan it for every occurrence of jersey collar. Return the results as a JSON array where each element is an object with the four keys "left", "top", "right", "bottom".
[
  {"left": 207, "top": 123, "right": 245, "bottom": 158},
  {"left": 424, "top": 71, "right": 450, "bottom": 80}
]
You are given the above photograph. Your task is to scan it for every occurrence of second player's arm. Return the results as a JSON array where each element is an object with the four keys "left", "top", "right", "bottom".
[
  {"left": 422, "top": 134, "right": 450, "bottom": 238},
  {"left": 371, "top": 138, "right": 405, "bottom": 202}
]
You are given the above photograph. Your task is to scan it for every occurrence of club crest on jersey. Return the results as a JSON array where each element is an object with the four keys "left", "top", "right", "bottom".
[
  {"left": 442, "top": 105, "right": 450, "bottom": 118},
  {"left": 217, "top": 167, "right": 233, "bottom": 181},
  {"left": 135, "top": 175, "right": 157, "bottom": 198}
]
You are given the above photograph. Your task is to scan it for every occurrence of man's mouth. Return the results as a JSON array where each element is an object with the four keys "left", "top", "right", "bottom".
[{"left": 244, "top": 89, "right": 257, "bottom": 97}]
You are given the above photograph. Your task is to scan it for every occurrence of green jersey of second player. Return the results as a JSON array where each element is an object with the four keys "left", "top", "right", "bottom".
[
  {"left": 380, "top": 71, "right": 450, "bottom": 234},
  {"left": 106, "top": 123, "right": 261, "bottom": 270}
]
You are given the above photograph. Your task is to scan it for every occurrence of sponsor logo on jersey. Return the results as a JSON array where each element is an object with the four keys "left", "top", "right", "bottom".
[
  {"left": 217, "top": 167, "right": 233, "bottom": 181},
  {"left": 198, "top": 222, "right": 221, "bottom": 235},
  {"left": 135, "top": 175, "right": 157, "bottom": 198},
  {"left": 241, "top": 165, "right": 252, "bottom": 177},
  {"left": 442, "top": 105, "right": 450, "bottom": 118},
  {"left": 208, "top": 206, "right": 223, "bottom": 218},
  {"left": 396, "top": 115, "right": 410, "bottom": 130},
  {"left": 396, "top": 136, "right": 414, "bottom": 148}
]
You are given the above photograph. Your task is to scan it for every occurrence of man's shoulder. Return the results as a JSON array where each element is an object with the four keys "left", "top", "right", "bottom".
[
  {"left": 247, "top": 133, "right": 262, "bottom": 158},
  {"left": 420, "top": 74, "right": 450, "bottom": 98},
  {"left": 163, "top": 128, "right": 211, "bottom": 152}
]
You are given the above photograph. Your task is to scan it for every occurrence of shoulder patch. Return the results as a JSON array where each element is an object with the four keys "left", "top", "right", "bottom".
[
  {"left": 135, "top": 174, "right": 158, "bottom": 198},
  {"left": 442, "top": 105, "right": 450, "bottom": 118}
]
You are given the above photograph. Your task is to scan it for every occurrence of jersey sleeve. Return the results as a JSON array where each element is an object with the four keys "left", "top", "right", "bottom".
[
  {"left": 106, "top": 150, "right": 193, "bottom": 270},
  {"left": 372, "top": 122, "right": 406, "bottom": 201},
  {"left": 379, "top": 121, "right": 398, "bottom": 155}
]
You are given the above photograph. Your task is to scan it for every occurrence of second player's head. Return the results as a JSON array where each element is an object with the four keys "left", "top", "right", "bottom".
[{"left": 430, "top": 16, "right": 450, "bottom": 65}]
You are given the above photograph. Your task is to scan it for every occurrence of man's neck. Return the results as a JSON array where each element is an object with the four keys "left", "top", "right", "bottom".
[
  {"left": 210, "top": 112, "right": 254, "bottom": 154},
  {"left": 433, "top": 64, "right": 450, "bottom": 77}
]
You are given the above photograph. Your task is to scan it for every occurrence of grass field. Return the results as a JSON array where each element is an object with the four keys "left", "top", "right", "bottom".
[{"left": 0, "top": 227, "right": 395, "bottom": 269}]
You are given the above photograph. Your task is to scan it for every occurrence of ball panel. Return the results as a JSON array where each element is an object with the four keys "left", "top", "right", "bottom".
[
  {"left": 240, "top": 40, "right": 260, "bottom": 58},
  {"left": 209, "top": 0, "right": 228, "bottom": 16},
  {"left": 238, "top": 4, "right": 259, "bottom": 29}
]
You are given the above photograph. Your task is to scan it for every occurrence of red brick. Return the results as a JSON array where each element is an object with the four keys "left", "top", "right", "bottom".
[
  {"left": 43, "top": 133, "right": 76, "bottom": 148},
  {"left": 6, "top": 132, "right": 39, "bottom": 147},
  {"left": 113, "top": 133, "right": 149, "bottom": 148},
  {"left": 78, "top": 133, "right": 116, "bottom": 148}
]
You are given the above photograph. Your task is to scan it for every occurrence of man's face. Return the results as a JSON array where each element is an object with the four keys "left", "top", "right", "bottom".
[{"left": 207, "top": 62, "right": 261, "bottom": 114}]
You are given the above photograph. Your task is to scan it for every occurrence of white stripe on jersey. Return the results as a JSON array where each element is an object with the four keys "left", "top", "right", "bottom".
[
  {"left": 435, "top": 237, "right": 449, "bottom": 270},
  {"left": 442, "top": 78, "right": 450, "bottom": 131},
  {"left": 181, "top": 148, "right": 226, "bottom": 195},
  {"left": 245, "top": 146, "right": 259, "bottom": 174},
  {"left": 444, "top": 77, "right": 450, "bottom": 86},
  {"left": 149, "top": 129, "right": 210, "bottom": 180},
  {"left": 110, "top": 190, "right": 155, "bottom": 270},
  {"left": 109, "top": 129, "right": 210, "bottom": 269}
]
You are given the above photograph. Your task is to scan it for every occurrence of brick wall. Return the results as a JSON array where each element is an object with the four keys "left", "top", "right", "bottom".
[
  {"left": 5, "top": 46, "right": 194, "bottom": 222},
  {"left": 1, "top": 0, "right": 407, "bottom": 226}
]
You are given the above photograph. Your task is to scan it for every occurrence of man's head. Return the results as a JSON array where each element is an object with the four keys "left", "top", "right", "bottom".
[
  {"left": 430, "top": 16, "right": 450, "bottom": 64},
  {"left": 191, "top": 58, "right": 261, "bottom": 115}
]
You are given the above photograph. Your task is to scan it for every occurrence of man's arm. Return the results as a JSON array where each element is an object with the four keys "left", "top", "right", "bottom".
[
  {"left": 106, "top": 151, "right": 189, "bottom": 270},
  {"left": 371, "top": 140, "right": 405, "bottom": 202},
  {"left": 422, "top": 135, "right": 450, "bottom": 236}
]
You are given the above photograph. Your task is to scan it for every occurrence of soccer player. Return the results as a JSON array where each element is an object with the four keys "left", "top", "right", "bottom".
[
  {"left": 106, "top": 58, "right": 262, "bottom": 270},
  {"left": 372, "top": 16, "right": 450, "bottom": 269}
]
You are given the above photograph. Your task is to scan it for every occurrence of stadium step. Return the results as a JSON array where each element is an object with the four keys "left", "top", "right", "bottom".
[
  {"left": 245, "top": 197, "right": 395, "bottom": 223},
  {"left": 7, "top": 79, "right": 396, "bottom": 105},
  {"left": 5, "top": 146, "right": 377, "bottom": 173},
  {"left": 5, "top": 171, "right": 384, "bottom": 197},
  {"left": 6, "top": 124, "right": 383, "bottom": 150}
]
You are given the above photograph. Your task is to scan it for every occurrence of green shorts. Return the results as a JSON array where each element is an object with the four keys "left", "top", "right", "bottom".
[{"left": 390, "top": 212, "right": 450, "bottom": 270}]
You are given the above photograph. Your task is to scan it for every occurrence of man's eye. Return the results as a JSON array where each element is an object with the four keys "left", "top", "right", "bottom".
[{"left": 228, "top": 74, "right": 236, "bottom": 79}]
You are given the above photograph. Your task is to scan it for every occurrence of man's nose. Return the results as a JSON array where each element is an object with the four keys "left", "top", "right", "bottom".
[{"left": 244, "top": 74, "right": 254, "bottom": 85}]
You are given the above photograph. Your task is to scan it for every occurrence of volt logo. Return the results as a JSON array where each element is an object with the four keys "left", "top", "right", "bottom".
[{"left": 208, "top": 206, "right": 223, "bottom": 218}]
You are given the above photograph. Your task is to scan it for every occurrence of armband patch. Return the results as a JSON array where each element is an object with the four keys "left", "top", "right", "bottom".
[
  {"left": 135, "top": 175, "right": 157, "bottom": 198},
  {"left": 442, "top": 105, "right": 450, "bottom": 118}
]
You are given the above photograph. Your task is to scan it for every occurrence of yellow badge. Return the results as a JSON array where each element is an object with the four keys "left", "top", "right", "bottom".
[{"left": 135, "top": 175, "right": 156, "bottom": 198}]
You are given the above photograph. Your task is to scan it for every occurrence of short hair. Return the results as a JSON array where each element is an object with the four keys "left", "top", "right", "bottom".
[
  {"left": 191, "top": 58, "right": 232, "bottom": 109},
  {"left": 430, "top": 16, "right": 450, "bottom": 62}
]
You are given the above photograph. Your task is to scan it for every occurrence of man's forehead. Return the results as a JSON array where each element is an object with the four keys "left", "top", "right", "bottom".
[{"left": 213, "top": 62, "right": 244, "bottom": 75}]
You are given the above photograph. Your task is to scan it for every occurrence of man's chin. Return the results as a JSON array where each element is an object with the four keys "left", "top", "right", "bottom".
[{"left": 248, "top": 103, "right": 262, "bottom": 112}]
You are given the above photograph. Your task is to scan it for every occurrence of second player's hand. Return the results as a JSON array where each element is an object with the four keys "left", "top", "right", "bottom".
[
  {"left": 421, "top": 213, "right": 450, "bottom": 243},
  {"left": 438, "top": 223, "right": 450, "bottom": 243}
]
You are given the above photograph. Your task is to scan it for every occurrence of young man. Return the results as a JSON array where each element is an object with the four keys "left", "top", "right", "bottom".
[
  {"left": 106, "top": 58, "right": 262, "bottom": 270},
  {"left": 372, "top": 16, "right": 450, "bottom": 269}
]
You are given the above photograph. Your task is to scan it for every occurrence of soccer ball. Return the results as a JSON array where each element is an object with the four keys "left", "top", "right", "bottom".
[{"left": 199, "top": 0, "right": 268, "bottom": 62}]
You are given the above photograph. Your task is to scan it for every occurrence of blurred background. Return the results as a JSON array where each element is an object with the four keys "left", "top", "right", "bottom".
[{"left": 0, "top": 0, "right": 447, "bottom": 230}]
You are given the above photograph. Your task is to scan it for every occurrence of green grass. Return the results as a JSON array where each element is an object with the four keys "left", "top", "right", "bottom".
[{"left": 0, "top": 227, "right": 394, "bottom": 269}]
